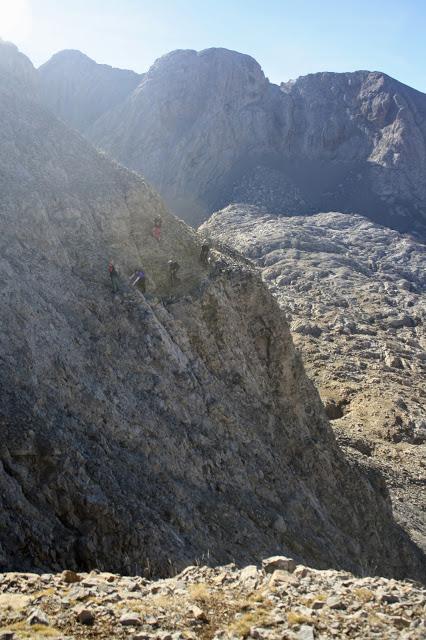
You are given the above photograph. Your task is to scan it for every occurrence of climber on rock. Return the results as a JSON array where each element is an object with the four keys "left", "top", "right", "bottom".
[
  {"left": 130, "top": 268, "right": 146, "bottom": 294},
  {"left": 168, "top": 259, "right": 180, "bottom": 287},
  {"left": 200, "top": 241, "right": 210, "bottom": 266},
  {"left": 152, "top": 216, "right": 162, "bottom": 242},
  {"left": 108, "top": 261, "right": 119, "bottom": 293}
]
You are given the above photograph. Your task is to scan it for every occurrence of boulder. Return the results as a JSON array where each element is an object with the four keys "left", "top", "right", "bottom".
[{"left": 262, "top": 556, "right": 297, "bottom": 574}]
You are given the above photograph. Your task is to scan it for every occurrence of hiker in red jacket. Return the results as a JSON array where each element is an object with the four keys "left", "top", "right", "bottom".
[{"left": 152, "top": 215, "right": 162, "bottom": 242}]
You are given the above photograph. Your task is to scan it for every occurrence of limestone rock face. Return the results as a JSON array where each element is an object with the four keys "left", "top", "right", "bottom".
[
  {"left": 39, "top": 50, "right": 142, "bottom": 132},
  {"left": 201, "top": 204, "right": 426, "bottom": 553},
  {"left": 40, "top": 47, "right": 426, "bottom": 235},
  {"left": 86, "top": 48, "right": 281, "bottom": 226},
  {"left": 1, "top": 42, "right": 424, "bottom": 583}
]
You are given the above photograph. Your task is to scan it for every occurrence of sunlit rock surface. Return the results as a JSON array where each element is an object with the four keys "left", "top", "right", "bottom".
[{"left": 202, "top": 204, "right": 426, "bottom": 553}]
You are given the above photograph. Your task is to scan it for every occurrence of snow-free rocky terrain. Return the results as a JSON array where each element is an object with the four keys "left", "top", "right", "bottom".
[
  {"left": 1, "top": 557, "right": 425, "bottom": 639},
  {"left": 40, "top": 47, "right": 426, "bottom": 235},
  {"left": 0, "top": 38, "right": 425, "bottom": 580},
  {"left": 3, "top": 39, "right": 424, "bottom": 584},
  {"left": 201, "top": 205, "right": 426, "bottom": 556}
]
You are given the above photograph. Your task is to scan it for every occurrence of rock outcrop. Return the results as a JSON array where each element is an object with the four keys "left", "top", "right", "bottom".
[
  {"left": 1, "top": 558, "right": 425, "bottom": 639},
  {"left": 1, "top": 41, "right": 425, "bottom": 583},
  {"left": 38, "top": 49, "right": 142, "bottom": 132},
  {"left": 201, "top": 205, "right": 426, "bottom": 553},
  {"left": 39, "top": 46, "right": 426, "bottom": 235}
]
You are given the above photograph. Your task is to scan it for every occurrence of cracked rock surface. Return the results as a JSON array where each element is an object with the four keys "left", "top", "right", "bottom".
[{"left": 201, "top": 205, "right": 426, "bottom": 554}]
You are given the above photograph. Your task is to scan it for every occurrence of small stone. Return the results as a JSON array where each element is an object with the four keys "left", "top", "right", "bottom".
[
  {"left": 68, "top": 586, "right": 90, "bottom": 601},
  {"left": 262, "top": 556, "right": 297, "bottom": 574},
  {"left": 240, "top": 565, "right": 260, "bottom": 583},
  {"left": 0, "top": 633, "right": 16, "bottom": 640},
  {"left": 119, "top": 612, "right": 143, "bottom": 626},
  {"left": 269, "top": 569, "right": 297, "bottom": 587},
  {"left": 326, "top": 596, "right": 347, "bottom": 610},
  {"left": 297, "top": 625, "right": 315, "bottom": 640},
  {"left": 27, "top": 608, "right": 49, "bottom": 626},
  {"left": 76, "top": 608, "right": 95, "bottom": 625},
  {"left": 249, "top": 628, "right": 269, "bottom": 639},
  {"left": 391, "top": 616, "right": 411, "bottom": 629},
  {"left": 188, "top": 605, "right": 208, "bottom": 622},
  {"left": 293, "top": 566, "right": 309, "bottom": 578},
  {"left": 61, "top": 569, "right": 81, "bottom": 584},
  {"left": 379, "top": 593, "right": 400, "bottom": 604},
  {"left": 311, "top": 600, "right": 325, "bottom": 610}
]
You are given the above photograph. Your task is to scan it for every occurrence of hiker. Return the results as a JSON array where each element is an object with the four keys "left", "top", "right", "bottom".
[
  {"left": 168, "top": 259, "right": 180, "bottom": 287},
  {"left": 108, "top": 261, "right": 119, "bottom": 293},
  {"left": 130, "top": 268, "right": 146, "bottom": 294},
  {"left": 200, "top": 241, "right": 210, "bottom": 266},
  {"left": 152, "top": 216, "right": 162, "bottom": 242}
]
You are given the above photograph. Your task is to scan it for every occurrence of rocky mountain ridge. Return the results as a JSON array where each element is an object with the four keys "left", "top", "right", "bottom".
[
  {"left": 201, "top": 205, "right": 426, "bottom": 554},
  {"left": 38, "top": 47, "right": 426, "bottom": 235},
  {"left": 1, "top": 41, "right": 425, "bottom": 582},
  {"left": 39, "top": 49, "right": 142, "bottom": 131}
]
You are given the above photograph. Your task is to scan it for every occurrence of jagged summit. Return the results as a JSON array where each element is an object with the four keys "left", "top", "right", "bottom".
[
  {"left": 82, "top": 50, "right": 426, "bottom": 234},
  {"left": 281, "top": 68, "right": 426, "bottom": 96},
  {"left": 38, "top": 44, "right": 426, "bottom": 235}
]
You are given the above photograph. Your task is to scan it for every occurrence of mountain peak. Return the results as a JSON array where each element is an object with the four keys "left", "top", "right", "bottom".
[
  {"left": 40, "top": 49, "right": 96, "bottom": 68},
  {"left": 38, "top": 49, "right": 143, "bottom": 131},
  {"left": 0, "top": 40, "right": 37, "bottom": 97},
  {"left": 148, "top": 46, "right": 264, "bottom": 79}
]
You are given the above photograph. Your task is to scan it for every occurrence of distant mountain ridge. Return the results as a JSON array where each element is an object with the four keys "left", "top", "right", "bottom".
[
  {"left": 39, "top": 49, "right": 143, "bottom": 131},
  {"left": 38, "top": 47, "right": 426, "bottom": 236}
]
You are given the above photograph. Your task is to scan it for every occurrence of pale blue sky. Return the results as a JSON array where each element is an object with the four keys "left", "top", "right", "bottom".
[{"left": 2, "top": 0, "right": 426, "bottom": 91}]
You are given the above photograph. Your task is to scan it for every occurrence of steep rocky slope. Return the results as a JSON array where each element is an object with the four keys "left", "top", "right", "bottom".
[
  {"left": 201, "top": 205, "right": 426, "bottom": 554},
  {"left": 1, "top": 557, "right": 426, "bottom": 639},
  {"left": 38, "top": 49, "right": 142, "bottom": 131},
  {"left": 1, "top": 41, "right": 425, "bottom": 582},
  {"left": 39, "top": 46, "right": 426, "bottom": 235},
  {"left": 0, "top": 38, "right": 424, "bottom": 577}
]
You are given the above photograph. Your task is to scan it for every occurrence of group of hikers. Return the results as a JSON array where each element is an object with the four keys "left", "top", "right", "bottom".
[{"left": 108, "top": 215, "right": 211, "bottom": 295}]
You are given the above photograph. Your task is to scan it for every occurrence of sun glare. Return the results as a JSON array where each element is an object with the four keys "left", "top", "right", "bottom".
[{"left": 0, "top": 0, "right": 31, "bottom": 42}]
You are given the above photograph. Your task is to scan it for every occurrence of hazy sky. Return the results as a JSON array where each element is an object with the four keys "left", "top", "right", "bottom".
[{"left": 1, "top": 0, "right": 425, "bottom": 91}]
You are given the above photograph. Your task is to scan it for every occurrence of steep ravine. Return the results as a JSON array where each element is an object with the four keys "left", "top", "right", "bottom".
[
  {"left": 201, "top": 204, "right": 426, "bottom": 556},
  {"left": 0, "top": 41, "right": 425, "bottom": 583}
]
